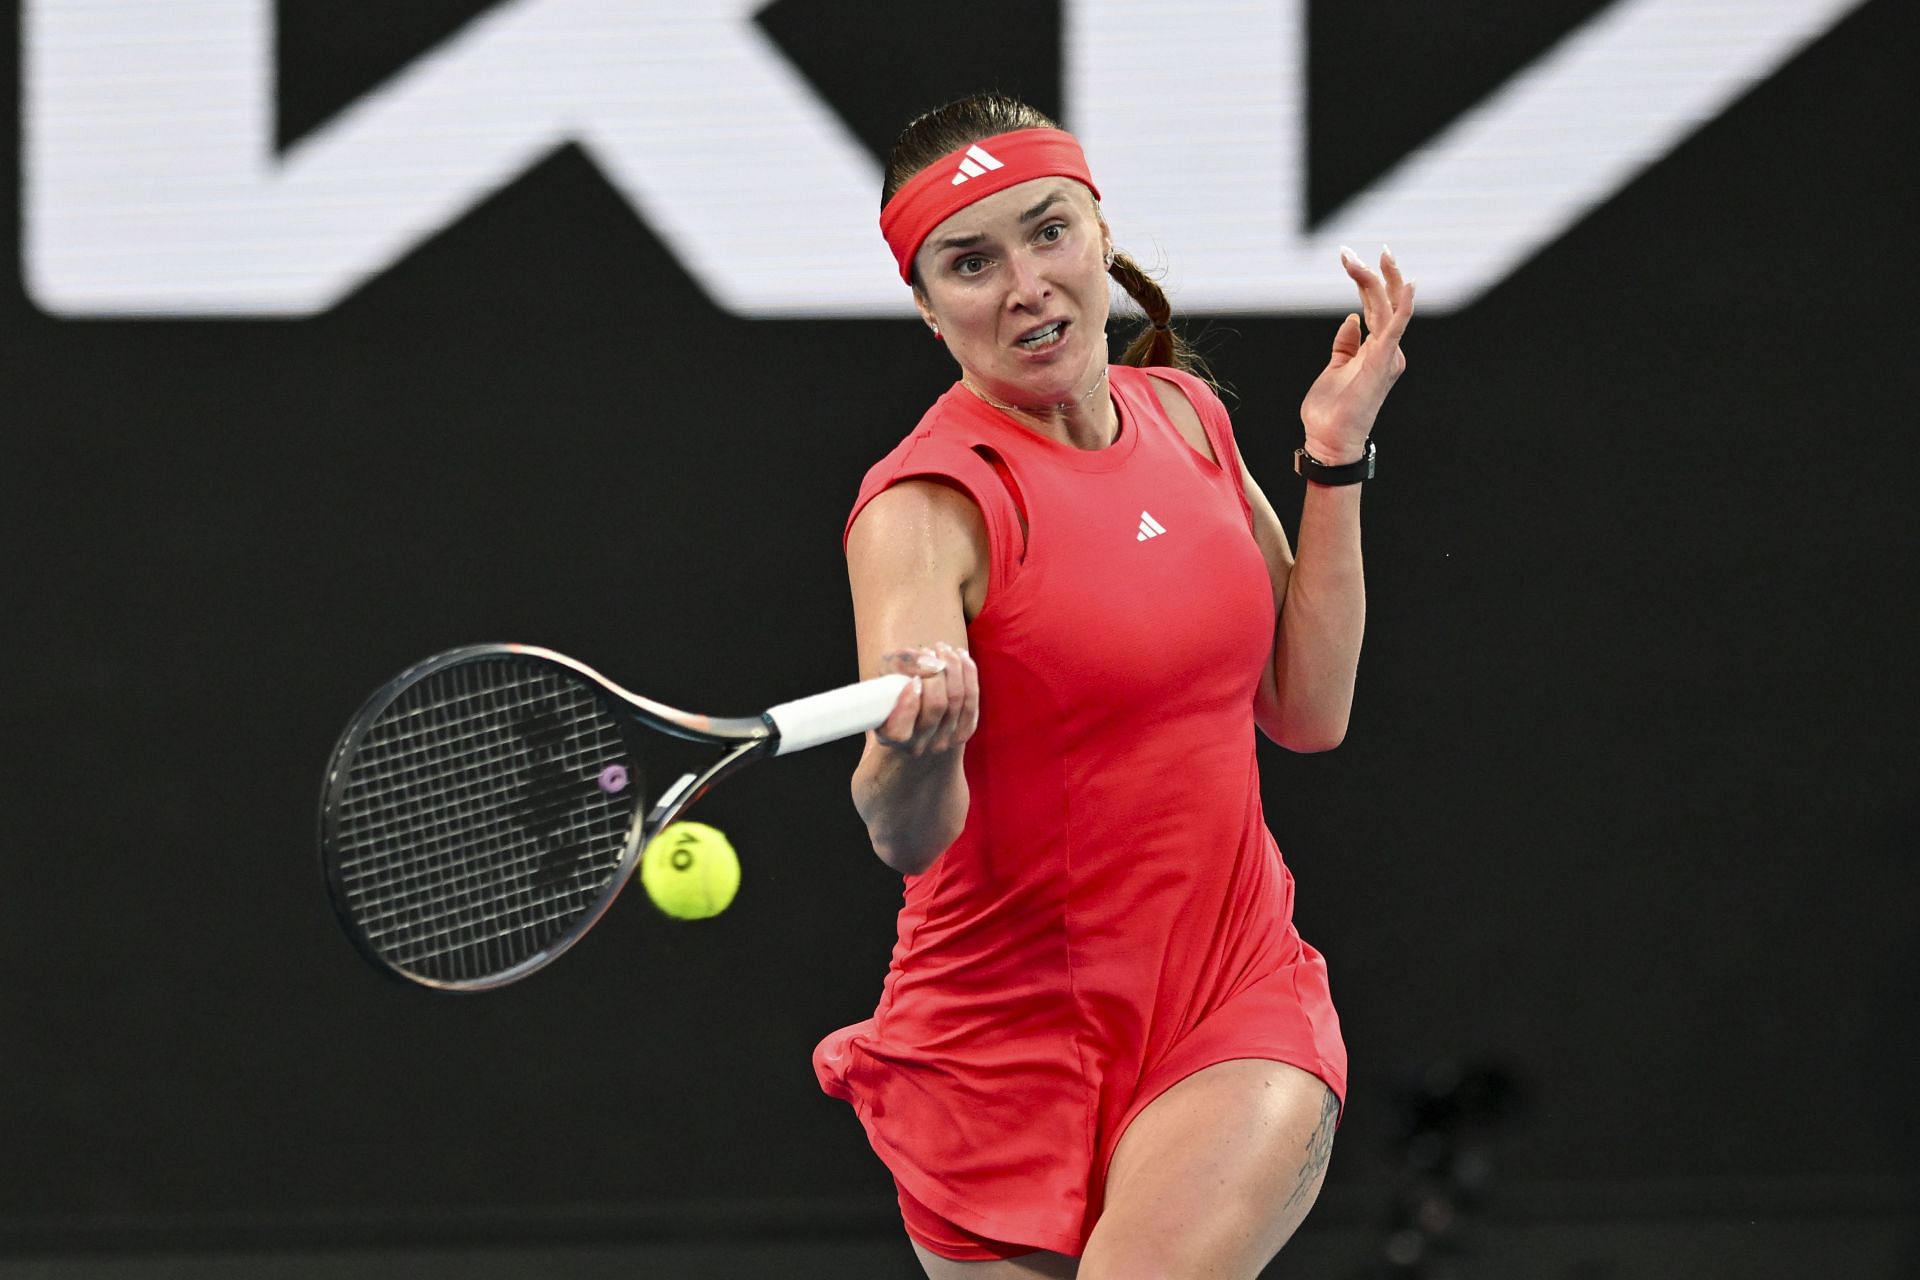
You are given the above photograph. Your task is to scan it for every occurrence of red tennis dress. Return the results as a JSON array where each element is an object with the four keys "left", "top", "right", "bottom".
[{"left": 814, "top": 365, "right": 1346, "bottom": 1257}]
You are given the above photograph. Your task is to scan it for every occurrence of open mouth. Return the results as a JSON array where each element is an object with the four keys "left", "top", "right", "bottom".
[{"left": 1016, "top": 320, "right": 1067, "bottom": 351}]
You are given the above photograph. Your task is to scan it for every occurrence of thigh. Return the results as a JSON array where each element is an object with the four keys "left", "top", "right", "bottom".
[
  {"left": 1077, "top": 1058, "right": 1339, "bottom": 1280},
  {"left": 912, "top": 1241, "right": 1080, "bottom": 1279},
  {"left": 898, "top": 1178, "right": 1080, "bottom": 1279}
]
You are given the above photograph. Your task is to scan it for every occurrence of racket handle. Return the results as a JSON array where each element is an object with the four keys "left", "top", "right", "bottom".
[{"left": 767, "top": 674, "right": 913, "bottom": 756}]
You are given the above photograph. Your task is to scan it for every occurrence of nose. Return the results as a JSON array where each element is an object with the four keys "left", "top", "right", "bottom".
[{"left": 1004, "top": 247, "right": 1051, "bottom": 311}]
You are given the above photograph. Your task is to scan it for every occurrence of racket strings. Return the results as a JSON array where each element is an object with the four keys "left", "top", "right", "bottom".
[
  {"left": 332, "top": 712, "right": 619, "bottom": 863},
  {"left": 330, "top": 658, "right": 638, "bottom": 985}
]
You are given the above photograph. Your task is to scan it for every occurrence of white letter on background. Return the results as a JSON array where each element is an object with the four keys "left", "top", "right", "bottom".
[
  {"left": 1069, "top": 0, "right": 1867, "bottom": 312},
  {"left": 24, "top": 0, "right": 1869, "bottom": 317}
]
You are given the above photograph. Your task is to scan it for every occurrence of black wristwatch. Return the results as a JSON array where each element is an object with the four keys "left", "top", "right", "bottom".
[{"left": 1294, "top": 438, "right": 1375, "bottom": 485}]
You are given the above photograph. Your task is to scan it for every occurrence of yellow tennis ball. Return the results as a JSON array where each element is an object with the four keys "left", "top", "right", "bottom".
[{"left": 640, "top": 821, "right": 739, "bottom": 920}]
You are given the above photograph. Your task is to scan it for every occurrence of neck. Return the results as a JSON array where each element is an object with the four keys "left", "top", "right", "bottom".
[{"left": 964, "top": 364, "right": 1117, "bottom": 450}]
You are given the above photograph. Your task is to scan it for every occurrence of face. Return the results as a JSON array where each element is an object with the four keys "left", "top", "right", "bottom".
[{"left": 912, "top": 177, "right": 1113, "bottom": 408}]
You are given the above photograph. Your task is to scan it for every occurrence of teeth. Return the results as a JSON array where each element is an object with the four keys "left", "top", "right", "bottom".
[{"left": 1019, "top": 322, "right": 1063, "bottom": 347}]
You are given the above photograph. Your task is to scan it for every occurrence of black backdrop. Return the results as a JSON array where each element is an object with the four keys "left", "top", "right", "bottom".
[{"left": 3, "top": 0, "right": 1915, "bottom": 1254}]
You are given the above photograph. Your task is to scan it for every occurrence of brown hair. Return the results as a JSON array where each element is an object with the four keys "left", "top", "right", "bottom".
[{"left": 884, "top": 93, "right": 1202, "bottom": 376}]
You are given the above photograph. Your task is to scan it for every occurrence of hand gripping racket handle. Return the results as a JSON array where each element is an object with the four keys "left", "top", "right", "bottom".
[{"left": 767, "top": 673, "right": 912, "bottom": 756}]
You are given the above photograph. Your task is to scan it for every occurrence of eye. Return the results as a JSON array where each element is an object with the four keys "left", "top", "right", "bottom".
[
  {"left": 1037, "top": 221, "right": 1067, "bottom": 244},
  {"left": 953, "top": 254, "right": 989, "bottom": 277}
]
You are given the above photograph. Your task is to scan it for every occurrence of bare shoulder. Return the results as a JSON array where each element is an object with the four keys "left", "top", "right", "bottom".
[
  {"left": 848, "top": 478, "right": 986, "bottom": 563},
  {"left": 847, "top": 478, "right": 988, "bottom": 619}
]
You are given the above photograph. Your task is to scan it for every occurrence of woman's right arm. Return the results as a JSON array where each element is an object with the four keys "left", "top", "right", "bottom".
[{"left": 845, "top": 479, "right": 984, "bottom": 876}]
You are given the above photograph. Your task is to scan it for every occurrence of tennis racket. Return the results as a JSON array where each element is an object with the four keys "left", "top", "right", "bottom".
[{"left": 318, "top": 643, "right": 907, "bottom": 992}]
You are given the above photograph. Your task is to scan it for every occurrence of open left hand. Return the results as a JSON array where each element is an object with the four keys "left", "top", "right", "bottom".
[{"left": 1298, "top": 246, "right": 1415, "bottom": 463}]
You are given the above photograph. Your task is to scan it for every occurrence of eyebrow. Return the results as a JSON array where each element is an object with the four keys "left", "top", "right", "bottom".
[
  {"left": 1016, "top": 193, "right": 1065, "bottom": 224},
  {"left": 929, "top": 191, "right": 1069, "bottom": 254}
]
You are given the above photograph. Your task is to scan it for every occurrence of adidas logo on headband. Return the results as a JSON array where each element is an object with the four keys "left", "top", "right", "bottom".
[{"left": 950, "top": 144, "right": 1006, "bottom": 185}]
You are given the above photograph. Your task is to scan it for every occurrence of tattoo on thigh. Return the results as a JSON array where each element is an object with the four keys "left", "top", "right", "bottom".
[{"left": 1284, "top": 1088, "right": 1340, "bottom": 1211}]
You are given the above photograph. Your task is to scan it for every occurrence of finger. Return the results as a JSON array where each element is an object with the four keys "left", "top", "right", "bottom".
[
  {"left": 954, "top": 648, "right": 981, "bottom": 744},
  {"left": 1339, "top": 246, "right": 1388, "bottom": 333},
  {"left": 1338, "top": 246, "right": 1378, "bottom": 331},
  {"left": 927, "top": 644, "right": 958, "bottom": 748},
  {"left": 881, "top": 648, "right": 947, "bottom": 678},
  {"left": 1375, "top": 246, "right": 1414, "bottom": 342},
  {"left": 1376, "top": 276, "right": 1416, "bottom": 348},
  {"left": 1378, "top": 246, "right": 1407, "bottom": 315},
  {"left": 929, "top": 642, "right": 968, "bottom": 750},
  {"left": 1328, "top": 313, "right": 1362, "bottom": 363},
  {"left": 873, "top": 676, "right": 923, "bottom": 746},
  {"left": 914, "top": 650, "right": 952, "bottom": 743}
]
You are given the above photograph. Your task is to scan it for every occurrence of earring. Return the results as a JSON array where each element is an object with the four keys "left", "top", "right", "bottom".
[
  {"left": 1103, "top": 247, "right": 1115, "bottom": 270},
  {"left": 930, "top": 324, "right": 943, "bottom": 341}
]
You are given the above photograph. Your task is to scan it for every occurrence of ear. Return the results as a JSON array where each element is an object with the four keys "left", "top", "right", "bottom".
[{"left": 913, "top": 289, "right": 940, "bottom": 334}]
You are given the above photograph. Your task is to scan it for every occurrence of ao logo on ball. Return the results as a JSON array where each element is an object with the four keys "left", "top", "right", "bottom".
[{"left": 640, "top": 822, "right": 740, "bottom": 921}]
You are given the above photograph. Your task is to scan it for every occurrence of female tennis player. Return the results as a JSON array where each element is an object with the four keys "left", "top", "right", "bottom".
[{"left": 813, "top": 93, "right": 1413, "bottom": 1278}]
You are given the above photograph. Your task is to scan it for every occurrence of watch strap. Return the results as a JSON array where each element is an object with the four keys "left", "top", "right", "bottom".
[{"left": 1293, "top": 438, "right": 1375, "bottom": 485}]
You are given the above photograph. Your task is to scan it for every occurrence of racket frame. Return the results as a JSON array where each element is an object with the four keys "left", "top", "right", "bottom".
[
  {"left": 319, "top": 644, "right": 906, "bottom": 991},
  {"left": 319, "top": 644, "right": 774, "bottom": 992}
]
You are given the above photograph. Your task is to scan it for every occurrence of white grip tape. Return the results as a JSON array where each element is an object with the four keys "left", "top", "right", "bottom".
[{"left": 767, "top": 673, "right": 912, "bottom": 756}]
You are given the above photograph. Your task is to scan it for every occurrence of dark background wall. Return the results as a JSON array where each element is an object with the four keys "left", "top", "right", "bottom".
[{"left": 3, "top": 1, "right": 1915, "bottom": 1274}]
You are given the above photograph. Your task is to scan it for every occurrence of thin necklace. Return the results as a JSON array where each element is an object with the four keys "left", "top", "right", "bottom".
[{"left": 963, "top": 366, "right": 1115, "bottom": 440}]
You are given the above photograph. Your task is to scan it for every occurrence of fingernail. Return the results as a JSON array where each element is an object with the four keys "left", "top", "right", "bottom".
[
  {"left": 1339, "top": 245, "right": 1359, "bottom": 264},
  {"left": 916, "top": 651, "right": 947, "bottom": 674},
  {"left": 1382, "top": 244, "right": 1395, "bottom": 262},
  {"left": 909, "top": 676, "right": 923, "bottom": 695}
]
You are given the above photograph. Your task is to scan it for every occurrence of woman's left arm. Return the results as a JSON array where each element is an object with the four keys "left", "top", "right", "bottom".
[{"left": 1252, "top": 246, "right": 1414, "bottom": 751}]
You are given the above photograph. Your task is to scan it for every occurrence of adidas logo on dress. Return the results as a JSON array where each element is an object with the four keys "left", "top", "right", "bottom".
[
  {"left": 950, "top": 144, "right": 1006, "bottom": 185},
  {"left": 1136, "top": 511, "right": 1167, "bottom": 542}
]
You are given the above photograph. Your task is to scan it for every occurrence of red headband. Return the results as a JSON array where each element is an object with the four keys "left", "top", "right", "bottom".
[{"left": 879, "top": 128, "right": 1101, "bottom": 283}]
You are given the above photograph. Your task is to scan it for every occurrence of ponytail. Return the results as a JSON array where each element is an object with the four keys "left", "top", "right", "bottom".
[{"left": 1108, "top": 251, "right": 1215, "bottom": 390}]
